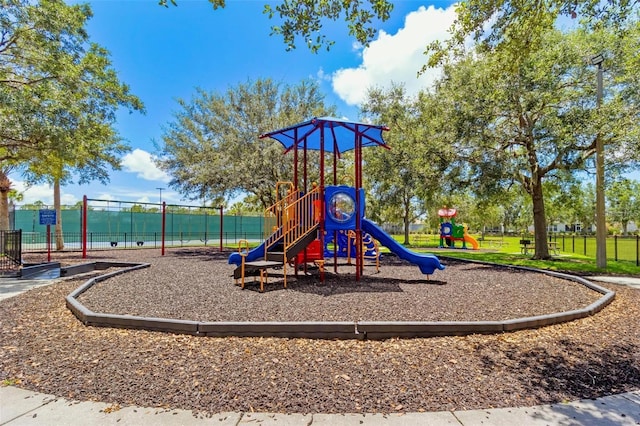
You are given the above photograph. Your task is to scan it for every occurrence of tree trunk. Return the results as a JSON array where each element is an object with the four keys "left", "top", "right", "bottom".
[
  {"left": 54, "top": 178, "right": 65, "bottom": 250},
  {"left": 403, "top": 198, "right": 410, "bottom": 245},
  {"left": 530, "top": 176, "right": 551, "bottom": 259},
  {"left": 0, "top": 191, "right": 8, "bottom": 230},
  {"left": 0, "top": 170, "right": 11, "bottom": 230}
]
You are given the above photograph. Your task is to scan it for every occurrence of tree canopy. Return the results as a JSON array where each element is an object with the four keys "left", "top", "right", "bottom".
[
  {"left": 159, "top": 0, "right": 393, "bottom": 52},
  {"left": 156, "top": 78, "right": 336, "bottom": 209},
  {"left": 1, "top": 0, "right": 143, "bottom": 173},
  {"left": 427, "top": 20, "right": 640, "bottom": 258},
  {"left": 361, "top": 83, "right": 451, "bottom": 244},
  {"left": 0, "top": 0, "right": 143, "bottom": 234},
  {"left": 607, "top": 178, "right": 640, "bottom": 235},
  {"left": 425, "top": 0, "right": 639, "bottom": 70}
]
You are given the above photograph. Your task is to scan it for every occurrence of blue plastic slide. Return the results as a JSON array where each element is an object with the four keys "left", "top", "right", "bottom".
[
  {"left": 228, "top": 240, "right": 267, "bottom": 266},
  {"left": 361, "top": 218, "right": 445, "bottom": 275}
]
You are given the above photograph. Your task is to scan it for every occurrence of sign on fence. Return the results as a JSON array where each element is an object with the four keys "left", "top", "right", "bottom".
[{"left": 38, "top": 209, "right": 56, "bottom": 226}]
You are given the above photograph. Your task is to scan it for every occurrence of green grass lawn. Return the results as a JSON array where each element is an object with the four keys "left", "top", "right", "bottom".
[
  {"left": 229, "top": 233, "right": 640, "bottom": 276},
  {"left": 394, "top": 234, "right": 640, "bottom": 276}
]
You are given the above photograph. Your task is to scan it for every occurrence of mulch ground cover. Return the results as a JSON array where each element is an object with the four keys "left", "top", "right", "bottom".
[{"left": 1, "top": 247, "right": 639, "bottom": 415}]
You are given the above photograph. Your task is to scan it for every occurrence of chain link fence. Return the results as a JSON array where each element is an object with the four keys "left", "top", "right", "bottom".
[{"left": 14, "top": 202, "right": 265, "bottom": 253}]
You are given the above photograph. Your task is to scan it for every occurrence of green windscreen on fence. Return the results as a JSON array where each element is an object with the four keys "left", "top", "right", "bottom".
[{"left": 14, "top": 206, "right": 265, "bottom": 243}]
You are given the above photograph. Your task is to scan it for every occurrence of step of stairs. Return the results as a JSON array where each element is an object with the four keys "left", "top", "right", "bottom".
[
  {"left": 266, "top": 252, "right": 284, "bottom": 262},
  {"left": 233, "top": 260, "right": 283, "bottom": 280}
]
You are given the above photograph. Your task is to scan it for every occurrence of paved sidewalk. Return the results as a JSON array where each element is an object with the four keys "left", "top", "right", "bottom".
[
  {"left": 1, "top": 386, "right": 639, "bottom": 425},
  {"left": 0, "top": 278, "right": 58, "bottom": 302},
  {"left": 587, "top": 276, "right": 640, "bottom": 290}
]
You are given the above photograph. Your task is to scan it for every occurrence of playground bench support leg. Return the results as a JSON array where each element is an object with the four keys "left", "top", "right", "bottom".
[
  {"left": 283, "top": 262, "right": 287, "bottom": 289},
  {"left": 314, "top": 260, "right": 325, "bottom": 281},
  {"left": 239, "top": 258, "right": 245, "bottom": 288},
  {"left": 260, "top": 269, "right": 266, "bottom": 293}
]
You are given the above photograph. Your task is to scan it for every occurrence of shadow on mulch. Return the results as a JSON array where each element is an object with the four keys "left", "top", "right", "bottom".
[
  {"left": 236, "top": 269, "right": 447, "bottom": 295},
  {"left": 168, "top": 248, "right": 231, "bottom": 261},
  {"left": 478, "top": 339, "right": 640, "bottom": 409}
]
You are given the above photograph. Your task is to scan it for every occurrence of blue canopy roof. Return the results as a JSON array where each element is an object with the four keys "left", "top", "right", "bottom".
[{"left": 259, "top": 116, "right": 389, "bottom": 154}]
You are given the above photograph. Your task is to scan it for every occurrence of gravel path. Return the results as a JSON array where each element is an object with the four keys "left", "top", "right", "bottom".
[{"left": 1, "top": 248, "right": 639, "bottom": 415}]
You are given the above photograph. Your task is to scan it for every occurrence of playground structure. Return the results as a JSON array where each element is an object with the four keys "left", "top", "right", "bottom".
[
  {"left": 323, "top": 229, "right": 379, "bottom": 272},
  {"left": 438, "top": 207, "right": 479, "bottom": 250},
  {"left": 229, "top": 117, "right": 444, "bottom": 291}
]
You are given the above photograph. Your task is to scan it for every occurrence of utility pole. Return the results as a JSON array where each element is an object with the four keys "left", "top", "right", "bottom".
[
  {"left": 156, "top": 187, "right": 165, "bottom": 208},
  {"left": 591, "top": 53, "right": 606, "bottom": 269}
]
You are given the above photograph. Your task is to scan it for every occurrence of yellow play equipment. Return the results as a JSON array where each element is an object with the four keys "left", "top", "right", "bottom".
[{"left": 346, "top": 230, "right": 380, "bottom": 273}]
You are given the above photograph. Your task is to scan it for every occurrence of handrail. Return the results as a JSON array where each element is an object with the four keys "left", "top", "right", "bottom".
[
  {"left": 275, "top": 181, "right": 294, "bottom": 205},
  {"left": 346, "top": 230, "right": 380, "bottom": 271},
  {"left": 283, "top": 186, "right": 321, "bottom": 254},
  {"left": 262, "top": 184, "right": 321, "bottom": 261},
  {"left": 236, "top": 239, "right": 250, "bottom": 288},
  {"left": 263, "top": 184, "right": 298, "bottom": 255}
]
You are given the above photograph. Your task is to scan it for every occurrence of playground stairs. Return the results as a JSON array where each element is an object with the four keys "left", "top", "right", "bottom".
[
  {"left": 232, "top": 224, "right": 319, "bottom": 280},
  {"left": 233, "top": 185, "right": 321, "bottom": 291},
  {"left": 265, "top": 225, "right": 319, "bottom": 263},
  {"left": 233, "top": 260, "right": 283, "bottom": 280}
]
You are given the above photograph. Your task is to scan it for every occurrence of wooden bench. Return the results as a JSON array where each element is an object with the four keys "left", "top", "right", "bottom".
[
  {"left": 489, "top": 240, "right": 508, "bottom": 248},
  {"left": 520, "top": 240, "right": 560, "bottom": 255},
  {"left": 519, "top": 239, "right": 534, "bottom": 254},
  {"left": 547, "top": 241, "right": 560, "bottom": 255}
]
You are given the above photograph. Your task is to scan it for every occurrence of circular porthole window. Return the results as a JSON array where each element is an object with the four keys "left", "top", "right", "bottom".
[{"left": 328, "top": 192, "right": 356, "bottom": 223}]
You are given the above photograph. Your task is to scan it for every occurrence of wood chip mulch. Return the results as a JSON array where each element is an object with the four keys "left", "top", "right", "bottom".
[{"left": 1, "top": 248, "right": 639, "bottom": 415}]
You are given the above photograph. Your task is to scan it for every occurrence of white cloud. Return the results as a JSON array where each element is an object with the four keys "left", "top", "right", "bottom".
[
  {"left": 121, "top": 148, "right": 171, "bottom": 182},
  {"left": 61, "top": 192, "right": 79, "bottom": 206},
  {"left": 316, "top": 67, "right": 330, "bottom": 82},
  {"left": 10, "top": 180, "right": 80, "bottom": 207},
  {"left": 13, "top": 181, "right": 53, "bottom": 206},
  {"left": 94, "top": 192, "right": 116, "bottom": 202},
  {"left": 331, "top": 5, "right": 457, "bottom": 106}
]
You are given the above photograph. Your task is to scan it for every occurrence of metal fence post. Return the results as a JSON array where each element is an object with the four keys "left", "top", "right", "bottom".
[{"left": 219, "top": 206, "right": 223, "bottom": 252}]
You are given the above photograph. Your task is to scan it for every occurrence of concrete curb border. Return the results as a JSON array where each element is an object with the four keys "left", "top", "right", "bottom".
[
  {"left": 65, "top": 258, "right": 616, "bottom": 340},
  {"left": 19, "top": 262, "right": 61, "bottom": 279}
]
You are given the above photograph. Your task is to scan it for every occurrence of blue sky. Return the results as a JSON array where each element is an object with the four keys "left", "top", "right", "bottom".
[{"left": 15, "top": 0, "right": 459, "bottom": 206}]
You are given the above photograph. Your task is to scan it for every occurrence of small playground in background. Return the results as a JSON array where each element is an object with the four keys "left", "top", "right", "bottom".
[{"left": 438, "top": 206, "right": 479, "bottom": 250}]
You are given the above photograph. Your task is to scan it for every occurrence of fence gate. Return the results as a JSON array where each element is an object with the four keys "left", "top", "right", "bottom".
[{"left": 0, "top": 229, "right": 22, "bottom": 274}]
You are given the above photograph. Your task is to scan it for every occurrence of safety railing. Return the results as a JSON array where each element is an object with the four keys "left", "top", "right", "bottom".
[
  {"left": 263, "top": 194, "right": 296, "bottom": 254},
  {"left": 283, "top": 186, "right": 320, "bottom": 251},
  {"left": 263, "top": 184, "right": 321, "bottom": 260},
  {"left": 549, "top": 234, "right": 640, "bottom": 266}
]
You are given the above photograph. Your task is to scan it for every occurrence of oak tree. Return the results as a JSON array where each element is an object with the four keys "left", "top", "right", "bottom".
[
  {"left": 1, "top": 0, "right": 143, "bottom": 242},
  {"left": 429, "top": 24, "right": 640, "bottom": 259},
  {"left": 156, "top": 78, "right": 336, "bottom": 210}
]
